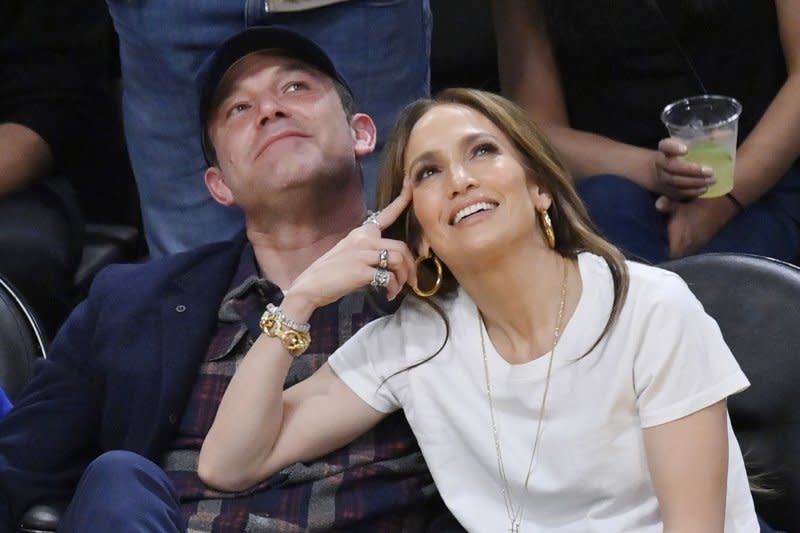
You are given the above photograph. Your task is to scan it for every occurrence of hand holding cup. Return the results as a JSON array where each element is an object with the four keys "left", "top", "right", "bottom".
[{"left": 660, "top": 95, "right": 742, "bottom": 200}]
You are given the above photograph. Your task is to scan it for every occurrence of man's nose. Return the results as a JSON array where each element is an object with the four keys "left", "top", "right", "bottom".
[{"left": 257, "top": 95, "right": 287, "bottom": 125}]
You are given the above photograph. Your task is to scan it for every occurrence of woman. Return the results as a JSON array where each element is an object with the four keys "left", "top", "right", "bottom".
[
  {"left": 492, "top": 0, "right": 800, "bottom": 264},
  {"left": 199, "top": 89, "right": 758, "bottom": 531}
]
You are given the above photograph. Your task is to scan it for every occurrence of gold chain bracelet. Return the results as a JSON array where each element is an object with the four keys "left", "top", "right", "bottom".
[{"left": 259, "top": 304, "right": 311, "bottom": 357}]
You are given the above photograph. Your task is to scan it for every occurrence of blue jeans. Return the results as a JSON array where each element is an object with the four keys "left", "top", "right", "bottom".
[
  {"left": 106, "top": 0, "right": 432, "bottom": 257},
  {"left": 577, "top": 174, "right": 800, "bottom": 264},
  {"left": 56, "top": 453, "right": 784, "bottom": 533},
  {"left": 59, "top": 450, "right": 184, "bottom": 532}
]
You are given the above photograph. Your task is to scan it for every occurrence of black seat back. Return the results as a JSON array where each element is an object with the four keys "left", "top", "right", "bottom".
[
  {"left": 660, "top": 253, "right": 800, "bottom": 531},
  {"left": 0, "top": 275, "right": 46, "bottom": 401}
]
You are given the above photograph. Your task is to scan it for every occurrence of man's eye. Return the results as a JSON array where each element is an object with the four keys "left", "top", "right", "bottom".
[
  {"left": 228, "top": 103, "right": 250, "bottom": 116},
  {"left": 285, "top": 81, "right": 309, "bottom": 93}
]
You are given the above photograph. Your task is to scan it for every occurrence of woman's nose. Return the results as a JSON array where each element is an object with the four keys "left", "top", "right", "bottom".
[{"left": 448, "top": 163, "right": 478, "bottom": 197}]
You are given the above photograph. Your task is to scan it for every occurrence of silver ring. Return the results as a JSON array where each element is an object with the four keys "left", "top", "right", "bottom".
[
  {"left": 362, "top": 210, "right": 381, "bottom": 229},
  {"left": 370, "top": 267, "right": 390, "bottom": 289},
  {"left": 378, "top": 248, "right": 389, "bottom": 269}
]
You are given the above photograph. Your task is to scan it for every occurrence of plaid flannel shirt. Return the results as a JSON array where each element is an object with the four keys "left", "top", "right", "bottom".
[{"left": 161, "top": 243, "right": 436, "bottom": 532}]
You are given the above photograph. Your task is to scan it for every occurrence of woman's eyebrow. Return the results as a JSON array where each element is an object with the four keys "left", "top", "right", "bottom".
[{"left": 407, "top": 132, "right": 495, "bottom": 170}]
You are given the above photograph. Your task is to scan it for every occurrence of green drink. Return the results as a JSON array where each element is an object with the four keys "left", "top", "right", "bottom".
[
  {"left": 685, "top": 139, "right": 735, "bottom": 198},
  {"left": 661, "top": 95, "right": 742, "bottom": 199}
]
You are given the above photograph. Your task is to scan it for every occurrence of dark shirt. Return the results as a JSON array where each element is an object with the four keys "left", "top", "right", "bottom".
[
  {"left": 544, "top": 0, "right": 800, "bottom": 218},
  {"left": 162, "top": 243, "right": 436, "bottom": 532},
  {"left": 0, "top": 0, "right": 111, "bottom": 169},
  {"left": 547, "top": 0, "right": 786, "bottom": 152}
]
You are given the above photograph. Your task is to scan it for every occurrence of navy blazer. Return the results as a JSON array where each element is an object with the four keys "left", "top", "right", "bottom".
[{"left": 0, "top": 233, "right": 247, "bottom": 528}]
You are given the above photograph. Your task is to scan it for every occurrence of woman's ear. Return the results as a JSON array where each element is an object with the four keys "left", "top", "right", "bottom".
[
  {"left": 538, "top": 192, "right": 553, "bottom": 211},
  {"left": 416, "top": 235, "right": 432, "bottom": 259},
  {"left": 528, "top": 179, "right": 553, "bottom": 211},
  {"left": 350, "top": 113, "right": 377, "bottom": 158},
  {"left": 205, "top": 166, "right": 235, "bottom": 207}
]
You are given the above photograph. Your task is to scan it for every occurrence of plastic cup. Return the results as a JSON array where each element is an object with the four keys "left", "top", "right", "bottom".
[{"left": 660, "top": 95, "right": 742, "bottom": 198}]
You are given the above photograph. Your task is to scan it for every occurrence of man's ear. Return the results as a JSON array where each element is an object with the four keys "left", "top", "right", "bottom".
[
  {"left": 350, "top": 113, "right": 377, "bottom": 158},
  {"left": 205, "top": 166, "right": 235, "bottom": 206}
]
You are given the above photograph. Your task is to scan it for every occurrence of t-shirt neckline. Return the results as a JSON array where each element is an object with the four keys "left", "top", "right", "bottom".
[{"left": 470, "top": 253, "right": 608, "bottom": 382}]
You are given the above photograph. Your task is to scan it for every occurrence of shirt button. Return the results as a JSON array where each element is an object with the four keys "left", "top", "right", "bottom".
[
  {"left": 175, "top": 305, "right": 186, "bottom": 313},
  {"left": 168, "top": 414, "right": 178, "bottom": 424}
]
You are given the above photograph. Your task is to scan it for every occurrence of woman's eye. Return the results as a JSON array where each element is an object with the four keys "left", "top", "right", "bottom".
[
  {"left": 474, "top": 142, "right": 498, "bottom": 157},
  {"left": 415, "top": 166, "right": 438, "bottom": 182}
]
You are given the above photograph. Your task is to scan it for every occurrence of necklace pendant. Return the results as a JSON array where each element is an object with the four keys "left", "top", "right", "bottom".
[{"left": 510, "top": 522, "right": 520, "bottom": 533}]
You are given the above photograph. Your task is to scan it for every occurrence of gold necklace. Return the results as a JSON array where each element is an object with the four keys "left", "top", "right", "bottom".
[{"left": 478, "top": 258, "right": 568, "bottom": 533}]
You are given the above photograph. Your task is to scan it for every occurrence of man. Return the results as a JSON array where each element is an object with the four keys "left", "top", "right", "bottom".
[
  {"left": 0, "top": 27, "right": 452, "bottom": 532},
  {"left": 106, "top": 0, "right": 432, "bottom": 257}
]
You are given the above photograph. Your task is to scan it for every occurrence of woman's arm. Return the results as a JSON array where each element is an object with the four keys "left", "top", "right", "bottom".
[
  {"left": 491, "top": 0, "right": 719, "bottom": 199},
  {"left": 727, "top": 0, "right": 800, "bottom": 206},
  {"left": 643, "top": 400, "right": 728, "bottom": 533},
  {"left": 660, "top": 0, "right": 800, "bottom": 257},
  {"left": 199, "top": 187, "right": 416, "bottom": 492},
  {"left": 198, "top": 330, "right": 388, "bottom": 492},
  {"left": 492, "top": 0, "right": 714, "bottom": 200}
]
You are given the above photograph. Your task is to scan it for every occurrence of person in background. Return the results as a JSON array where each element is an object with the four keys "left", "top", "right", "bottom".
[
  {"left": 0, "top": 27, "right": 456, "bottom": 532},
  {"left": 106, "top": 0, "right": 432, "bottom": 257},
  {"left": 200, "top": 88, "right": 759, "bottom": 532},
  {"left": 0, "top": 0, "right": 113, "bottom": 337},
  {"left": 491, "top": 0, "right": 800, "bottom": 264}
]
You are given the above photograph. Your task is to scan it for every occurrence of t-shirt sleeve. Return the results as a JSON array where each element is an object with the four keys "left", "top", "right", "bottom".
[
  {"left": 328, "top": 314, "right": 405, "bottom": 414},
  {"left": 633, "top": 273, "right": 749, "bottom": 428}
]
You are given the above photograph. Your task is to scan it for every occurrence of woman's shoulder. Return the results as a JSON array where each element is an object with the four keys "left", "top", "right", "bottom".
[
  {"left": 579, "top": 252, "right": 699, "bottom": 316},
  {"left": 628, "top": 258, "right": 689, "bottom": 287},
  {"left": 626, "top": 260, "right": 696, "bottom": 304},
  {"left": 620, "top": 260, "right": 714, "bottom": 332},
  {"left": 349, "top": 291, "right": 460, "bottom": 357}
]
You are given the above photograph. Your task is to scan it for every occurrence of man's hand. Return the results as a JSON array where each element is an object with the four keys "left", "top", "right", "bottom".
[
  {"left": 660, "top": 196, "right": 740, "bottom": 258},
  {"left": 652, "top": 138, "right": 717, "bottom": 200}
]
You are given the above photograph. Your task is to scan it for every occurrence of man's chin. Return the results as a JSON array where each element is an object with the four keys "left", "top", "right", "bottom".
[{"left": 261, "top": 157, "right": 357, "bottom": 192}]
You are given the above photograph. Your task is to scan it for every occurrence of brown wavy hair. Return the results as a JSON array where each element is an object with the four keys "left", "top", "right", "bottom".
[{"left": 376, "top": 88, "right": 629, "bottom": 354}]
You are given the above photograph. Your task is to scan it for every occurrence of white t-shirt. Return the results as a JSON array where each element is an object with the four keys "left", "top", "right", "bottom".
[{"left": 329, "top": 253, "right": 758, "bottom": 532}]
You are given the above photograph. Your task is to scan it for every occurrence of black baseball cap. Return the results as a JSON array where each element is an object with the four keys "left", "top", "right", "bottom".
[{"left": 196, "top": 26, "right": 352, "bottom": 163}]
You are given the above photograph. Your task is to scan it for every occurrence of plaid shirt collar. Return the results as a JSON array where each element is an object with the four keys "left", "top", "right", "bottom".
[{"left": 216, "top": 242, "right": 282, "bottom": 348}]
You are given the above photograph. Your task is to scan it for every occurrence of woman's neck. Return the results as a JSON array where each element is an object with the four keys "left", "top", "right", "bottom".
[{"left": 454, "top": 247, "right": 581, "bottom": 365}]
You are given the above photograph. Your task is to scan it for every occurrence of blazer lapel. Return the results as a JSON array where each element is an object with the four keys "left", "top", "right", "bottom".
[{"left": 152, "top": 236, "right": 245, "bottom": 449}]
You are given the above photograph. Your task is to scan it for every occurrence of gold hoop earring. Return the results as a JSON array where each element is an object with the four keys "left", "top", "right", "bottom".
[
  {"left": 538, "top": 207, "right": 556, "bottom": 249},
  {"left": 413, "top": 252, "right": 443, "bottom": 298}
]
